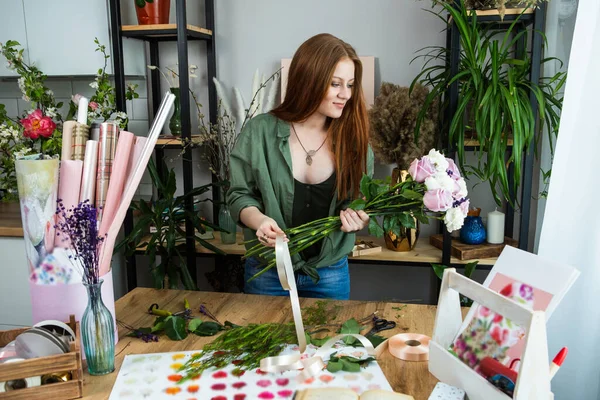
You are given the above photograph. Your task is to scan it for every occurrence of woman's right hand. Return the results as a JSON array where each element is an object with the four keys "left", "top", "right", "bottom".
[{"left": 256, "top": 217, "right": 287, "bottom": 247}]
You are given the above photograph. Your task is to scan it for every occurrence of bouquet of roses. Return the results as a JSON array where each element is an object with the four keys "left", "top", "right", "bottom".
[{"left": 245, "top": 149, "right": 470, "bottom": 280}]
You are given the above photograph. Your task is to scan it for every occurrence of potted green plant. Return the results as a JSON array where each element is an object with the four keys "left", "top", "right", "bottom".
[
  {"left": 412, "top": 1, "right": 566, "bottom": 206},
  {"left": 369, "top": 82, "right": 439, "bottom": 251},
  {"left": 115, "top": 158, "right": 224, "bottom": 290}
]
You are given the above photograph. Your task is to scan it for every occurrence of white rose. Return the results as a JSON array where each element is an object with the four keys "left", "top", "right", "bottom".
[
  {"left": 455, "top": 178, "right": 468, "bottom": 199},
  {"left": 425, "top": 171, "right": 455, "bottom": 192},
  {"left": 444, "top": 206, "right": 466, "bottom": 233},
  {"left": 427, "top": 149, "right": 449, "bottom": 172}
]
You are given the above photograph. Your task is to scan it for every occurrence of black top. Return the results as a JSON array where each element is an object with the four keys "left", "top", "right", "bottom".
[{"left": 292, "top": 173, "right": 337, "bottom": 261}]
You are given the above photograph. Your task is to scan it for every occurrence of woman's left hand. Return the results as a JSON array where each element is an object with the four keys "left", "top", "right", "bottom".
[{"left": 340, "top": 208, "right": 370, "bottom": 233}]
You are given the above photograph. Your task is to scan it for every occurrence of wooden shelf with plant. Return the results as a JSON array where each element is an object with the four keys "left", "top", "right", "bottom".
[{"left": 412, "top": 0, "right": 566, "bottom": 206}]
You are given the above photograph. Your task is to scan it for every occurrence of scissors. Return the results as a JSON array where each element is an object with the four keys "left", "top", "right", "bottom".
[
  {"left": 148, "top": 298, "right": 193, "bottom": 320},
  {"left": 365, "top": 316, "right": 396, "bottom": 336}
]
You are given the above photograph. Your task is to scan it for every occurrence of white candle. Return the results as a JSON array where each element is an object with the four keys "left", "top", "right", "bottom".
[{"left": 487, "top": 209, "right": 505, "bottom": 244}]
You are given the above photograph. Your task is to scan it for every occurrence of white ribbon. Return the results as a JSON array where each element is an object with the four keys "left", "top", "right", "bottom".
[{"left": 260, "top": 235, "right": 376, "bottom": 382}]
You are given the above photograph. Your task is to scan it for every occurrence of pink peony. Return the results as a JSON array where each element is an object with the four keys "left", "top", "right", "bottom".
[
  {"left": 408, "top": 157, "right": 436, "bottom": 183},
  {"left": 89, "top": 101, "right": 99, "bottom": 111},
  {"left": 21, "top": 109, "right": 56, "bottom": 139},
  {"left": 423, "top": 188, "right": 453, "bottom": 212}
]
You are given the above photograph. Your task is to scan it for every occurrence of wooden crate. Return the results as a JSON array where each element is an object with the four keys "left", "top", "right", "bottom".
[
  {"left": 429, "top": 234, "right": 518, "bottom": 260},
  {"left": 0, "top": 315, "right": 83, "bottom": 400}
]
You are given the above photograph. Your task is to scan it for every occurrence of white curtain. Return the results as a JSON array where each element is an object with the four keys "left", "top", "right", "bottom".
[{"left": 537, "top": 0, "right": 600, "bottom": 398}]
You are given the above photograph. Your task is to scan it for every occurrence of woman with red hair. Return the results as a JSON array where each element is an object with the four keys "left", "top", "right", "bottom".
[{"left": 227, "top": 33, "right": 373, "bottom": 299}]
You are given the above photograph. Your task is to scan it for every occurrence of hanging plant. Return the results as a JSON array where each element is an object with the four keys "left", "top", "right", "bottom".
[{"left": 412, "top": 1, "right": 566, "bottom": 206}]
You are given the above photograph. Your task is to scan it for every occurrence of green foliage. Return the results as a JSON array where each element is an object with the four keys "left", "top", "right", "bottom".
[
  {"left": 302, "top": 300, "right": 341, "bottom": 327},
  {"left": 326, "top": 352, "right": 376, "bottom": 373},
  {"left": 135, "top": 0, "right": 154, "bottom": 7},
  {"left": 115, "top": 157, "right": 225, "bottom": 290},
  {"left": 412, "top": 1, "right": 566, "bottom": 206}
]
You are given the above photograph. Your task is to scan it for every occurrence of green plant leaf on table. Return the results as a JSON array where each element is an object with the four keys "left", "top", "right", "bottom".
[
  {"left": 164, "top": 316, "right": 188, "bottom": 341},
  {"left": 192, "top": 321, "right": 223, "bottom": 337},
  {"left": 188, "top": 318, "right": 203, "bottom": 332},
  {"left": 340, "top": 318, "right": 362, "bottom": 345}
]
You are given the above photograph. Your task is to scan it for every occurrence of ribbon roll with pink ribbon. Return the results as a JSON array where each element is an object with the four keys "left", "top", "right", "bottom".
[{"left": 260, "top": 235, "right": 376, "bottom": 382}]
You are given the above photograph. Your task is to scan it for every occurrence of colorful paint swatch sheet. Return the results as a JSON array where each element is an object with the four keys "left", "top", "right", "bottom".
[{"left": 109, "top": 343, "right": 392, "bottom": 400}]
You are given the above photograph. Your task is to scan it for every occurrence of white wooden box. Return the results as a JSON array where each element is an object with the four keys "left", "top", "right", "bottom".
[{"left": 429, "top": 269, "right": 554, "bottom": 400}]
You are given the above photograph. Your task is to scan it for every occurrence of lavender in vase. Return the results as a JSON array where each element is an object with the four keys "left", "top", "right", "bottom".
[{"left": 55, "top": 200, "right": 115, "bottom": 375}]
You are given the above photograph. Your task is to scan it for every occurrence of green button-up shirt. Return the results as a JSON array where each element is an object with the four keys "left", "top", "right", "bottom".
[{"left": 227, "top": 112, "right": 374, "bottom": 277}]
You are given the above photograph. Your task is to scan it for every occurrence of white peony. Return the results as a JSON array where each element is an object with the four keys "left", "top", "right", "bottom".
[
  {"left": 427, "top": 149, "right": 449, "bottom": 172},
  {"left": 444, "top": 206, "right": 467, "bottom": 233},
  {"left": 425, "top": 171, "right": 455, "bottom": 192}
]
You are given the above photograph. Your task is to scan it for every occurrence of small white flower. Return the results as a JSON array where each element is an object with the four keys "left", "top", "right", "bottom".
[
  {"left": 17, "top": 77, "right": 26, "bottom": 93},
  {"left": 427, "top": 149, "right": 449, "bottom": 172},
  {"left": 116, "top": 111, "right": 128, "bottom": 120},
  {"left": 14, "top": 147, "right": 33, "bottom": 160},
  {"left": 45, "top": 89, "right": 54, "bottom": 97},
  {"left": 89, "top": 81, "right": 99, "bottom": 89},
  {"left": 444, "top": 206, "right": 466, "bottom": 233},
  {"left": 45, "top": 107, "right": 57, "bottom": 119},
  {"left": 147, "top": 65, "right": 158, "bottom": 70}
]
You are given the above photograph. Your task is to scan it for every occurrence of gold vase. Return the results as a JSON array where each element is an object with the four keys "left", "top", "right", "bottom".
[{"left": 383, "top": 168, "right": 420, "bottom": 252}]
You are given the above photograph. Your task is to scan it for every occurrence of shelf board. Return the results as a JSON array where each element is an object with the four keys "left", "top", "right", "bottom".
[
  {"left": 155, "top": 135, "right": 202, "bottom": 149},
  {"left": 0, "top": 202, "right": 23, "bottom": 237},
  {"left": 464, "top": 138, "right": 514, "bottom": 147},
  {"left": 122, "top": 24, "right": 212, "bottom": 41},
  {"left": 135, "top": 233, "right": 498, "bottom": 266},
  {"left": 449, "top": 7, "right": 535, "bottom": 25}
]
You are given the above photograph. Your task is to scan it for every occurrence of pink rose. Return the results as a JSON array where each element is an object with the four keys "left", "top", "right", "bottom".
[
  {"left": 446, "top": 158, "right": 461, "bottom": 180},
  {"left": 423, "top": 188, "right": 453, "bottom": 212},
  {"left": 89, "top": 101, "right": 99, "bottom": 111},
  {"left": 459, "top": 199, "right": 470, "bottom": 216},
  {"left": 408, "top": 157, "right": 436, "bottom": 183},
  {"left": 21, "top": 109, "right": 56, "bottom": 139}
]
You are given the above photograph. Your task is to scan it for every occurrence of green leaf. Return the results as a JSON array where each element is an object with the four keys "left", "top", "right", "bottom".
[
  {"left": 135, "top": 0, "right": 146, "bottom": 7},
  {"left": 368, "top": 218, "right": 384, "bottom": 237},
  {"left": 399, "top": 213, "right": 416, "bottom": 229},
  {"left": 164, "top": 316, "right": 188, "bottom": 341},
  {"left": 431, "top": 263, "right": 447, "bottom": 280},
  {"left": 188, "top": 318, "right": 203, "bottom": 332},
  {"left": 326, "top": 360, "right": 343, "bottom": 373},
  {"left": 340, "top": 318, "right": 361, "bottom": 345},
  {"left": 401, "top": 189, "right": 422, "bottom": 200},
  {"left": 309, "top": 336, "right": 331, "bottom": 347},
  {"left": 193, "top": 321, "right": 222, "bottom": 336},
  {"left": 366, "top": 334, "right": 386, "bottom": 348},
  {"left": 151, "top": 321, "right": 165, "bottom": 333},
  {"left": 348, "top": 198, "right": 366, "bottom": 210},
  {"left": 127, "top": 327, "right": 151, "bottom": 337},
  {"left": 340, "top": 358, "right": 361, "bottom": 373},
  {"left": 360, "top": 175, "right": 371, "bottom": 201},
  {"left": 464, "top": 261, "right": 479, "bottom": 278}
]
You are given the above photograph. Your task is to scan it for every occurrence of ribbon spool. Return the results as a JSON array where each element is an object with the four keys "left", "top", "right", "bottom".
[
  {"left": 260, "top": 235, "right": 376, "bottom": 382},
  {"left": 387, "top": 333, "right": 431, "bottom": 361}
]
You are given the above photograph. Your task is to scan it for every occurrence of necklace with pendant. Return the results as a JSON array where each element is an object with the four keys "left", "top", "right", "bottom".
[{"left": 291, "top": 123, "right": 328, "bottom": 166}]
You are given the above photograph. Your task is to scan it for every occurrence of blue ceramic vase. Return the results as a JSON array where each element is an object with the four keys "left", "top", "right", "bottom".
[{"left": 460, "top": 216, "right": 487, "bottom": 245}]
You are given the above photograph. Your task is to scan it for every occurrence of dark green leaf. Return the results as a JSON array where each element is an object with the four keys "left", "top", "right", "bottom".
[
  {"left": 151, "top": 321, "right": 165, "bottom": 333},
  {"left": 326, "top": 360, "right": 343, "bottom": 373},
  {"left": 431, "top": 263, "right": 447, "bottom": 280},
  {"left": 340, "top": 318, "right": 361, "bottom": 345},
  {"left": 360, "top": 175, "right": 371, "bottom": 200},
  {"left": 366, "top": 334, "right": 386, "bottom": 348},
  {"left": 368, "top": 218, "right": 384, "bottom": 237},
  {"left": 135, "top": 0, "right": 146, "bottom": 7},
  {"left": 349, "top": 198, "right": 366, "bottom": 210},
  {"left": 340, "top": 358, "right": 361, "bottom": 373},
  {"left": 164, "top": 316, "right": 188, "bottom": 341},
  {"left": 126, "top": 327, "right": 151, "bottom": 337},
  {"left": 309, "top": 336, "right": 331, "bottom": 347},
  {"left": 464, "top": 261, "right": 479, "bottom": 278},
  {"left": 399, "top": 213, "right": 416, "bottom": 229},
  {"left": 193, "top": 321, "right": 222, "bottom": 336},
  {"left": 224, "top": 321, "right": 241, "bottom": 329},
  {"left": 401, "top": 189, "right": 422, "bottom": 200}
]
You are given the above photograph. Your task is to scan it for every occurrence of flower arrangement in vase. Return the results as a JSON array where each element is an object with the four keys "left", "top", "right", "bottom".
[{"left": 55, "top": 200, "right": 115, "bottom": 375}]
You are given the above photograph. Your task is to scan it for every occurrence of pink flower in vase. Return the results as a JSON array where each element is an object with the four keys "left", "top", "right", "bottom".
[
  {"left": 423, "top": 188, "right": 453, "bottom": 212},
  {"left": 89, "top": 101, "right": 99, "bottom": 111},
  {"left": 21, "top": 109, "right": 56, "bottom": 139},
  {"left": 446, "top": 157, "right": 462, "bottom": 180}
]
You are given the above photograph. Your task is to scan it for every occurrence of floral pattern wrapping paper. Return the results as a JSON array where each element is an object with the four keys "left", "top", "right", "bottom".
[{"left": 109, "top": 342, "right": 392, "bottom": 400}]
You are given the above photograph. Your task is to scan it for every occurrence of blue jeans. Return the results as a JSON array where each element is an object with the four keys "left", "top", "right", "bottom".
[{"left": 244, "top": 256, "right": 350, "bottom": 300}]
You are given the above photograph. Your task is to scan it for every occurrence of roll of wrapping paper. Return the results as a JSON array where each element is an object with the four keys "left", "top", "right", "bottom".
[
  {"left": 124, "top": 136, "right": 148, "bottom": 192},
  {"left": 387, "top": 333, "right": 431, "bottom": 361},
  {"left": 99, "top": 131, "right": 135, "bottom": 238},
  {"left": 70, "top": 122, "right": 89, "bottom": 161},
  {"left": 95, "top": 122, "right": 119, "bottom": 223},
  {"left": 90, "top": 122, "right": 100, "bottom": 141},
  {"left": 79, "top": 140, "right": 98, "bottom": 203},
  {"left": 54, "top": 160, "right": 83, "bottom": 247},
  {"left": 61, "top": 121, "right": 77, "bottom": 161}
]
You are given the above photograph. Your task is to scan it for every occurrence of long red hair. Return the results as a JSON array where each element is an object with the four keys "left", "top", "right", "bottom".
[{"left": 271, "top": 33, "right": 369, "bottom": 199}]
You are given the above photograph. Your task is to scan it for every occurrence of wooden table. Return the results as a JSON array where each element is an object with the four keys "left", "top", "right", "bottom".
[
  {"left": 83, "top": 288, "right": 452, "bottom": 400},
  {"left": 0, "top": 202, "right": 23, "bottom": 237}
]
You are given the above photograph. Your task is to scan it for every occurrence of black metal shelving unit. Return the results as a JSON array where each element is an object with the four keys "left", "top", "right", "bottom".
[
  {"left": 440, "top": 5, "right": 547, "bottom": 269},
  {"left": 108, "top": 0, "right": 217, "bottom": 292}
]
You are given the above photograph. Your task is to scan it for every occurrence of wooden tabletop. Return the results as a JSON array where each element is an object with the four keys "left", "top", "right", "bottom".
[
  {"left": 82, "top": 288, "right": 452, "bottom": 400},
  {"left": 0, "top": 202, "right": 23, "bottom": 237}
]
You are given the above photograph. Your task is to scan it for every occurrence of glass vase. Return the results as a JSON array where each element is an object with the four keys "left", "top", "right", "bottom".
[
  {"left": 82, "top": 280, "right": 115, "bottom": 375},
  {"left": 169, "top": 87, "right": 182, "bottom": 136},
  {"left": 460, "top": 216, "right": 487, "bottom": 245},
  {"left": 218, "top": 204, "right": 237, "bottom": 245}
]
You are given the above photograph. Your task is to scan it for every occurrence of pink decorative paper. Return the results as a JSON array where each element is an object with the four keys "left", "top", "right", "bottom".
[
  {"left": 109, "top": 343, "right": 391, "bottom": 400},
  {"left": 99, "top": 131, "right": 135, "bottom": 239},
  {"left": 71, "top": 122, "right": 89, "bottom": 161},
  {"left": 124, "top": 136, "right": 148, "bottom": 192},
  {"left": 54, "top": 160, "right": 83, "bottom": 247},
  {"left": 451, "top": 273, "right": 553, "bottom": 372}
]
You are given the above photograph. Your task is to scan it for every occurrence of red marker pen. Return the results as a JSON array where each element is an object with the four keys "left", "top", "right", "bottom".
[{"left": 549, "top": 347, "right": 568, "bottom": 379}]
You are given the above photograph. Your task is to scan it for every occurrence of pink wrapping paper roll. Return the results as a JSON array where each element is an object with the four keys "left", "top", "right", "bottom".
[
  {"left": 55, "top": 160, "right": 83, "bottom": 247},
  {"left": 124, "top": 136, "right": 148, "bottom": 192},
  {"left": 99, "top": 131, "right": 135, "bottom": 238},
  {"left": 96, "top": 122, "right": 119, "bottom": 223},
  {"left": 79, "top": 140, "right": 98, "bottom": 203},
  {"left": 61, "top": 121, "right": 77, "bottom": 161}
]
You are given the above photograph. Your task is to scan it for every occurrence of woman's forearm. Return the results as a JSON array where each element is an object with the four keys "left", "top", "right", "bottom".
[{"left": 239, "top": 206, "right": 268, "bottom": 231}]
